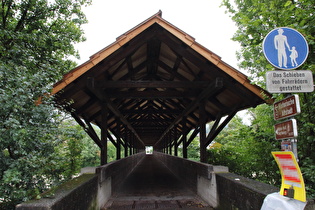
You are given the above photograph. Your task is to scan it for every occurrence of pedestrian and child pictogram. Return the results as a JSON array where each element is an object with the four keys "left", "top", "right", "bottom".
[{"left": 262, "top": 27, "right": 309, "bottom": 70}]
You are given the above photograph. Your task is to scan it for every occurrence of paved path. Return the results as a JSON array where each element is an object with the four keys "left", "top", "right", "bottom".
[{"left": 103, "top": 155, "right": 213, "bottom": 209}]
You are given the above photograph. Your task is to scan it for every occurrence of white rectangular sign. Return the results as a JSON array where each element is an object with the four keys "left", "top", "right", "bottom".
[{"left": 266, "top": 70, "right": 314, "bottom": 93}]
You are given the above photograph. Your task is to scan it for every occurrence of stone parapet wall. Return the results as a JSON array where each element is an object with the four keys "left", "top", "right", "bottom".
[
  {"left": 154, "top": 152, "right": 228, "bottom": 207},
  {"left": 16, "top": 152, "right": 146, "bottom": 210},
  {"left": 96, "top": 152, "right": 145, "bottom": 191},
  {"left": 16, "top": 174, "right": 98, "bottom": 210},
  {"left": 216, "top": 172, "right": 278, "bottom": 210}
]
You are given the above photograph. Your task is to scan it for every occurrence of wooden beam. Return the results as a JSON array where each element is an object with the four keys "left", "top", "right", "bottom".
[
  {"left": 100, "top": 104, "right": 108, "bottom": 165},
  {"left": 76, "top": 98, "right": 97, "bottom": 115},
  {"left": 82, "top": 115, "right": 102, "bottom": 147},
  {"left": 206, "top": 113, "right": 222, "bottom": 144},
  {"left": 53, "top": 25, "right": 160, "bottom": 96},
  {"left": 154, "top": 77, "right": 224, "bottom": 147},
  {"left": 146, "top": 38, "right": 160, "bottom": 79},
  {"left": 122, "top": 109, "right": 181, "bottom": 115},
  {"left": 205, "top": 110, "right": 237, "bottom": 147},
  {"left": 186, "top": 127, "right": 200, "bottom": 146},
  {"left": 70, "top": 112, "right": 103, "bottom": 148},
  {"left": 116, "top": 118, "right": 121, "bottom": 160},
  {"left": 225, "top": 81, "right": 262, "bottom": 108},
  {"left": 158, "top": 59, "right": 190, "bottom": 81},
  {"left": 199, "top": 100, "right": 207, "bottom": 163},
  {"left": 106, "top": 89, "right": 198, "bottom": 99},
  {"left": 86, "top": 77, "right": 145, "bottom": 147},
  {"left": 97, "top": 81, "right": 210, "bottom": 89}
]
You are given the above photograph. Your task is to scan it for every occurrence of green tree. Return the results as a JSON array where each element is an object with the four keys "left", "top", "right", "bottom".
[
  {"left": 81, "top": 133, "right": 101, "bottom": 167},
  {"left": 54, "top": 120, "right": 85, "bottom": 179},
  {"left": 187, "top": 136, "right": 200, "bottom": 162},
  {"left": 208, "top": 114, "right": 280, "bottom": 184},
  {"left": 107, "top": 141, "right": 117, "bottom": 162},
  {"left": 0, "top": 0, "right": 91, "bottom": 208},
  {"left": 222, "top": 0, "right": 315, "bottom": 198}
]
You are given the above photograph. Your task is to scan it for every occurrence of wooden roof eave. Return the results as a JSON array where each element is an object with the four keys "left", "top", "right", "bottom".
[{"left": 52, "top": 10, "right": 271, "bottom": 104}]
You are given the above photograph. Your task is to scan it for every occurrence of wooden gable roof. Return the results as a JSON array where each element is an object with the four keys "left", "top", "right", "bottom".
[{"left": 52, "top": 11, "right": 272, "bottom": 149}]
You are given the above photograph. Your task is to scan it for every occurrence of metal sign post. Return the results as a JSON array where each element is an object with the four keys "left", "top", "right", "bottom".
[
  {"left": 262, "top": 27, "right": 311, "bottom": 202},
  {"left": 263, "top": 27, "right": 311, "bottom": 160}
]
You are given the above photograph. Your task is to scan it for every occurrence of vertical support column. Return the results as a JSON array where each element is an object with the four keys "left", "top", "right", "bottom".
[
  {"left": 169, "top": 132, "right": 172, "bottom": 155},
  {"left": 116, "top": 118, "right": 121, "bottom": 160},
  {"left": 129, "top": 132, "right": 133, "bottom": 156},
  {"left": 124, "top": 129, "right": 128, "bottom": 158},
  {"left": 116, "top": 140, "right": 121, "bottom": 160},
  {"left": 133, "top": 135, "right": 136, "bottom": 154},
  {"left": 165, "top": 138, "right": 167, "bottom": 154},
  {"left": 174, "top": 129, "right": 178, "bottom": 156},
  {"left": 101, "top": 104, "right": 108, "bottom": 165},
  {"left": 182, "top": 117, "right": 188, "bottom": 159},
  {"left": 199, "top": 100, "right": 207, "bottom": 163},
  {"left": 165, "top": 137, "right": 168, "bottom": 154}
]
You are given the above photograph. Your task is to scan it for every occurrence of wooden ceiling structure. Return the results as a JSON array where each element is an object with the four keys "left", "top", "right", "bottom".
[{"left": 52, "top": 11, "right": 272, "bottom": 164}]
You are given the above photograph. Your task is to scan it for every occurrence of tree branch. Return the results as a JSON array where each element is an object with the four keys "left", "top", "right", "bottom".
[
  {"left": 14, "top": 0, "right": 32, "bottom": 32},
  {"left": 1, "top": 0, "right": 14, "bottom": 28}
]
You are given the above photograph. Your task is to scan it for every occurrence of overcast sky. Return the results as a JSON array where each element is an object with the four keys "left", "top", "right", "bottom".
[{"left": 75, "top": 0, "right": 241, "bottom": 70}]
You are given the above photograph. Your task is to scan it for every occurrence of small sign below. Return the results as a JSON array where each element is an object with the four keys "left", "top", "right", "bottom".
[
  {"left": 281, "top": 140, "right": 292, "bottom": 151},
  {"left": 266, "top": 70, "right": 314, "bottom": 93},
  {"left": 274, "top": 119, "right": 298, "bottom": 140},
  {"left": 274, "top": 94, "right": 301, "bottom": 120}
]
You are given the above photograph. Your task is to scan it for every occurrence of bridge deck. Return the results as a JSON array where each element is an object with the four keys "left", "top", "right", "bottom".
[{"left": 102, "top": 155, "right": 213, "bottom": 209}]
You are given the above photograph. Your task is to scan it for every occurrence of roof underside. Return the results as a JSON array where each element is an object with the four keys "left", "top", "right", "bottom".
[{"left": 53, "top": 11, "right": 270, "bottom": 149}]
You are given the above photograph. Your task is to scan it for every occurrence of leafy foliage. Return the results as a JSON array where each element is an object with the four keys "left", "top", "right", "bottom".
[
  {"left": 221, "top": 0, "right": 315, "bottom": 198},
  {"left": 187, "top": 136, "right": 200, "bottom": 162},
  {"left": 208, "top": 114, "right": 280, "bottom": 185},
  {"left": 0, "top": 0, "right": 91, "bottom": 208}
]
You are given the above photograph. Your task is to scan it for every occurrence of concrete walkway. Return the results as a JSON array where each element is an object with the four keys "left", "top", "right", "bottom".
[{"left": 102, "top": 155, "right": 213, "bottom": 209}]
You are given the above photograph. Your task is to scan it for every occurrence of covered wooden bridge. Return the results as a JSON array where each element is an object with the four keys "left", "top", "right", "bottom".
[
  {"left": 52, "top": 11, "right": 271, "bottom": 164},
  {"left": 17, "top": 11, "right": 279, "bottom": 210}
]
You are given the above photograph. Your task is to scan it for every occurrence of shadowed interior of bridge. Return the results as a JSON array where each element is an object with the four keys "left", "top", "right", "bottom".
[{"left": 102, "top": 155, "right": 213, "bottom": 209}]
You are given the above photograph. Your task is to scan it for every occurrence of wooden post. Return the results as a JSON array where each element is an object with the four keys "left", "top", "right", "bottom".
[
  {"left": 116, "top": 118, "right": 121, "bottom": 160},
  {"left": 169, "top": 132, "right": 172, "bottom": 155},
  {"left": 174, "top": 129, "right": 178, "bottom": 156},
  {"left": 165, "top": 138, "right": 167, "bottom": 154},
  {"left": 199, "top": 100, "right": 207, "bottom": 163},
  {"left": 124, "top": 129, "right": 128, "bottom": 158},
  {"left": 101, "top": 104, "right": 108, "bottom": 165},
  {"left": 129, "top": 132, "right": 133, "bottom": 156},
  {"left": 182, "top": 117, "right": 188, "bottom": 158},
  {"left": 133, "top": 135, "right": 136, "bottom": 154}
]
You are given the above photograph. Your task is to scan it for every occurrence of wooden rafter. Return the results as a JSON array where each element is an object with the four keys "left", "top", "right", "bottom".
[
  {"left": 154, "top": 77, "right": 224, "bottom": 147},
  {"left": 86, "top": 78, "right": 145, "bottom": 147},
  {"left": 205, "top": 110, "right": 237, "bottom": 147},
  {"left": 70, "top": 112, "right": 103, "bottom": 148}
]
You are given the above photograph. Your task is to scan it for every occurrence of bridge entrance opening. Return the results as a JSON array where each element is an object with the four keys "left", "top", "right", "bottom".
[{"left": 145, "top": 146, "right": 153, "bottom": 155}]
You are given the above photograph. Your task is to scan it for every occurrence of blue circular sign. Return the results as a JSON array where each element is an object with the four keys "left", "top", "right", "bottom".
[{"left": 262, "top": 27, "right": 309, "bottom": 70}]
